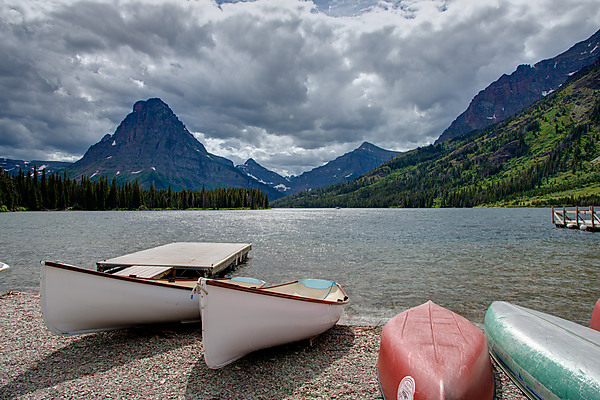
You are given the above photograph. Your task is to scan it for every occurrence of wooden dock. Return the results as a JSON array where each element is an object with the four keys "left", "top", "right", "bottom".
[
  {"left": 96, "top": 242, "right": 252, "bottom": 278},
  {"left": 552, "top": 206, "right": 600, "bottom": 232}
]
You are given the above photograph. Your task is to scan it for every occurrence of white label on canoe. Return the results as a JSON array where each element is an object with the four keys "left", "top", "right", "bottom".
[{"left": 397, "top": 376, "right": 415, "bottom": 400}]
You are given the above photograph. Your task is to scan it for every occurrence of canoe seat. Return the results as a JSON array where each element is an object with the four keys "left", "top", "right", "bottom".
[
  {"left": 298, "top": 279, "right": 335, "bottom": 290},
  {"left": 230, "top": 277, "right": 265, "bottom": 285}
]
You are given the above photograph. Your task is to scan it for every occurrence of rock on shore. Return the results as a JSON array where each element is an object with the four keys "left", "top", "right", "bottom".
[{"left": 0, "top": 293, "right": 527, "bottom": 399}]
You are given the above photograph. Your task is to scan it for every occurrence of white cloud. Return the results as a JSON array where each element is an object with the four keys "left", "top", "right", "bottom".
[{"left": 1, "top": 0, "right": 600, "bottom": 175}]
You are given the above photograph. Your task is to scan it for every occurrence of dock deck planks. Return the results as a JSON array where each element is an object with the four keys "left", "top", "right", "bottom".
[
  {"left": 97, "top": 242, "right": 252, "bottom": 277},
  {"left": 113, "top": 265, "right": 173, "bottom": 279}
]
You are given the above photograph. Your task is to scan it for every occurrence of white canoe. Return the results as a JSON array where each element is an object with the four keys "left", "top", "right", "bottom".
[
  {"left": 0, "top": 262, "right": 9, "bottom": 272},
  {"left": 484, "top": 301, "right": 600, "bottom": 400},
  {"left": 199, "top": 277, "right": 349, "bottom": 369},
  {"left": 41, "top": 260, "right": 205, "bottom": 336}
]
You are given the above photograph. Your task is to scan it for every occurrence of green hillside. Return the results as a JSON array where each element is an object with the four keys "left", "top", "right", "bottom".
[{"left": 274, "top": 61, "right": 600, "bottom": 208}]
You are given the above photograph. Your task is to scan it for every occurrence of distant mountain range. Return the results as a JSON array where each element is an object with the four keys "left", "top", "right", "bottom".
[
  {"left": 274, "top": 57, "right": 600, "bottom": 207},
  {"left": 236, "top": 142, "right": 399, "bottom": 195},
  {"left": 1, "top": 99, "right": 398, "bottom": 199},
  {"left": 3, "top": 28, "right": 599, "bottom": 205},
  {"left": 435, "top": 28, "right": 600, "bottom": 143},
  {"left": 0, "top": 159, "right": 71, "bottom": 176}
]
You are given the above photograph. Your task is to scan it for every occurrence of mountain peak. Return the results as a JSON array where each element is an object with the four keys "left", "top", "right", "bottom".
[
  {"left": 108, "top": 97, "right": 195, "bottom": 149},
  {"left": 133, "top": 97, "right": 169, "bottom": 113},
  {"left": 237, "top": 158, "right": 291, "bottom": 193},
  {"left": 358, "top": 142, "right": 382, "bottom": 152},
  {"left": 435, "top": 28, "right": 600, "bottom": 143},
  {"left": 244, "top": 158, "right": 259, "bottom": 166},
  {"left": 288, "top": 142, "right": 400, "bottom": 193},
  {"left": 65, "top": 98, "right": 279, "bottom": 196}
]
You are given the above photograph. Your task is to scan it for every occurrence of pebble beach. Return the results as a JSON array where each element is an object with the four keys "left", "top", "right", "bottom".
[{"left": 1, "top": 292, "right": 527, "bottom": 399}]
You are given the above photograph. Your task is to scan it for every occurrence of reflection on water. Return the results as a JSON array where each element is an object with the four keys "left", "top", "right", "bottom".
[{"left": 1, "top": 208, "right": 599, "bottom": 326}]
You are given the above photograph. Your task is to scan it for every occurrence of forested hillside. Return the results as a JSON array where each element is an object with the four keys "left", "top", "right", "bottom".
[{"left": 274, "top": 61, "right": 600, "bottom": 208}]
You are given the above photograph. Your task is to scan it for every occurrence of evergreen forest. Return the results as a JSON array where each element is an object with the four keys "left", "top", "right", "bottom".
[{"left": 0, "top": 168, "right": 269, "bottom": 211}]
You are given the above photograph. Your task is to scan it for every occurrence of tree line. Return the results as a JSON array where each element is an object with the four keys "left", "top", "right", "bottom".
[
  {"left": 0, "top": 168, "right": 269, "bottom": 211},
  {"left": 275, "top": 121, "right": 600, "bottom": 208}
]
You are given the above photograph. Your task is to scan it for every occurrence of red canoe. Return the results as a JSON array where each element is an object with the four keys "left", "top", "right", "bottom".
[
  {"left": 591, "top": 299, "right": 600, "bottom": 331},
  {"left": 377, "top": 301, "right": 494, "bottom": 400}
]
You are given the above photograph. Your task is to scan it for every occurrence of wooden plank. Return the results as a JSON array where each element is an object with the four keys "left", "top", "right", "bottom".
[
  {"left": 113, "top": 265, "right": 173, "bottom": 279},
  {"left": 97, "top": 242, "right": 252, "bottom": 276}
]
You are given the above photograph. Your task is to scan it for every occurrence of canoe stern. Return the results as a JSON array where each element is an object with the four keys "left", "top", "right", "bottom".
[{"left": 378, "top": 301, "right": 494, "bottom": 400}]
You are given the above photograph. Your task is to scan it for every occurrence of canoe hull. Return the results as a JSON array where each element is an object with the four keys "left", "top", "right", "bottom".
[
  {"left": 484, "top": 301, "right": 600, "bottom": 400},
  {"left": 41, "top": 261, "right": 200, "bottom": 335},
  {"left": 378, "top": 301, "right": 494, "bottom": 400},
  {"left": 199, "top": 278, "right": 347, "bottom": 369}
]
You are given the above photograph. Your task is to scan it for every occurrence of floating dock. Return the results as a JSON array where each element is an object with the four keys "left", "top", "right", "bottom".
[
  {"left": 96, "top": 242, "right": 252, "bottom": 278},
  {"left": 552, "top": 206, "right": 600, "bottom": 232}
]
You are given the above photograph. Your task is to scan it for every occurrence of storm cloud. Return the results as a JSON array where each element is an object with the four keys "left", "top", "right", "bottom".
[{"left": 1, "top": 0, "right": 599, "bottom": 175}]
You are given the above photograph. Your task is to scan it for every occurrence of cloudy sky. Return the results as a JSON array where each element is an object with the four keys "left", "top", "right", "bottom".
[{"left": 2, "top": 0, "right": 600, "bottom": 176}]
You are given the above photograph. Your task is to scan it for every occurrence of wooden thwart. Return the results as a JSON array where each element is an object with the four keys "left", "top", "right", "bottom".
[
  {"left": 113, "top": 265, "right": 173, "bottom": 279},
  {"left": 97, "top": 242, "right": 252, "bottom": 277}
]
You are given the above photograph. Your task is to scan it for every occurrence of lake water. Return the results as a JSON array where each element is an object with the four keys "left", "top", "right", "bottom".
[{"left": 1, "top": 208, "right": 599, "bottom": 327}]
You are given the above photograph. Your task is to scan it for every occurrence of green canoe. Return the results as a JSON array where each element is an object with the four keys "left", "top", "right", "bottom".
[{"left": 484, "top": 301, "right": 600, "bottom": 400}]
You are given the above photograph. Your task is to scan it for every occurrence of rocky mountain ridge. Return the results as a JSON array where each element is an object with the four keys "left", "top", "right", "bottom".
[
  {"left": 435, "top": 28, "right": 600, "bottom": 143},
  {"left": 12, "top": 98, "right": 397, "bottom": 199},
  {"left": 64, "top": 98, "right": 279, "bottom": 197},
  {"left": 236, "top": 158, "right": 292, "bottom": 192},
  {"left": 236, "top": 142, "right": 399, "bottom": 195},
  {"left": 6, "top": 29, "right": 599, "bottom": 201},
  {"left": 274, "top": 57, "right": 600, "bottom": 207}
]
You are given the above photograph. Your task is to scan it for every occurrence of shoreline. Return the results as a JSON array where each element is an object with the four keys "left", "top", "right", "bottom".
[{"left": 0, "top": 292, "right": 527, "bottom": 399}]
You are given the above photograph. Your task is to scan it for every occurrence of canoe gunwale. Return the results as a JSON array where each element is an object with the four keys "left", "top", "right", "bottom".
[
  {"left": 484, "top": 301, "right": 600, "bottom": 400},
  {"left": 42, "top": 261, "right": 194, "bottom": 291},
  {"left": 487, "top": 344, "right": 539, "bottom": 400},
  {"left": 204, "top": 278, "right": 349, "bottom": 305}
]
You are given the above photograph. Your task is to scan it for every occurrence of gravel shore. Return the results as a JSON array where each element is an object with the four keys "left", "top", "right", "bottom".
[{"left": 1, "top": 292, "right": 527, "bottom": 399}]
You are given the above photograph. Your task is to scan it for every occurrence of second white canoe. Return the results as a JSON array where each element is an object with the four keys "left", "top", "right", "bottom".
[{"left": 199, "top": 278, "right": 349, "bottom": 369}]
